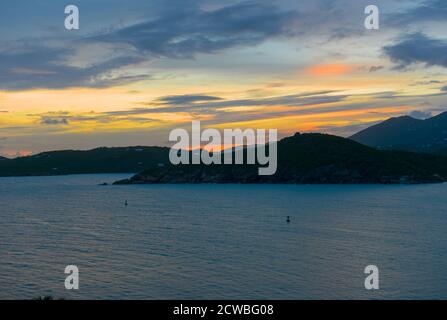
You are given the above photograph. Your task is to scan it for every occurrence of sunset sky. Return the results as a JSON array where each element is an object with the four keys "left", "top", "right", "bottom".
[{"left": 0, "top": 0, "right": 446, "bottom": 157}]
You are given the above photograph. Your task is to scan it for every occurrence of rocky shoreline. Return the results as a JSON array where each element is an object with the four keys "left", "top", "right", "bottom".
[{"left": 113, "top": 164, "right": 445, "bottom": 185}]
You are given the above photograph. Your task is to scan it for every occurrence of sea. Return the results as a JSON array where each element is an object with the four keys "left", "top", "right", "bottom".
[{"left": 1, "top": 174, "right": 447, "bottom": 299}]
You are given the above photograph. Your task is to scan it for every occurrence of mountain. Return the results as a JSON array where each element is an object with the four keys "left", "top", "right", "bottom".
[
  {"left": 0, "top": 146, "right": 169, "bottom": 177},
  {"left": 115, "top": 133, "right": 447, "bottom": 185},
  {"left": 350, "top": 111, "right": 447, "bottom": 153},
  {"left": 0, "top": 156, "right": 8, "bottom": 161}
]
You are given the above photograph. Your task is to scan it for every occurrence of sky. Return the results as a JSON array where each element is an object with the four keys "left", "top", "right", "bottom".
[{"left": 0, "top": 0, "right": 446, "bottom": 157}]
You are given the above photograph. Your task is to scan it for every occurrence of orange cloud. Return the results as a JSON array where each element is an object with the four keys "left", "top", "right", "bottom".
[{"left": 306, "top": 64, "right": 354, "bottom": 76}]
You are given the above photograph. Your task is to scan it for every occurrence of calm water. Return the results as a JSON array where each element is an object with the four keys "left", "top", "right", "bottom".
[{"left": 1, "top": 174, "right": 447, "bottom": 299}]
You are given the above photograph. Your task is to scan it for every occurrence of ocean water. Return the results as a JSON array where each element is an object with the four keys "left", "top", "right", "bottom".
[{"left": 1, "top": 174, "right": 447, "bottom": 300}]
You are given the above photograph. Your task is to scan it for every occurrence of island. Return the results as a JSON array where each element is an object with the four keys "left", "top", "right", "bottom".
[{"left": 114, "top": 133, "right": 447, "bottom": 185}]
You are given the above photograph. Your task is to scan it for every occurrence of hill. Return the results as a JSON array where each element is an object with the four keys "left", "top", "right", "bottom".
[
  {"left": 115, "top": 133, "right": 447, "bottom": 185},
  {"left": 350, "top": 111, "right": 447, "bottom": 153},
  {"left": 0, "top": 146, "right": 169, "bottom": 177}
]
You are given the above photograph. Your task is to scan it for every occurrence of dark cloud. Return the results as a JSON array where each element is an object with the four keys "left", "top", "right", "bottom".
[
  {"left": 41, "top": 117, "right": 69, "bottom": 125},
  {"left": 0, "top": 1, "right": 299, "bottom": 90},
  {"left": 411, "top": 80, "right": 443, "bottom": 86},
  {"left": 101, "top": 91, "right": 348, "bottom": 118},
  {"left": 31, "top": 91, "right": 339, "bottom": 123},
  {"left": 157, "top": 95, "right": 223, "bottom": 105},
  {"left": 200, "top": 92, "right": 347, "bottom": 109},
  {"left": 369, "top": 66, "right": 384, "bottom": 73},
  {"left": 0, "top": 42, "right": 148, "bottom": 90},
  {"left": 28, "top": 90, "right": 416, "bottom": 128},
  {"left": 24, "top": 90, "right": 446, "bottom": 137},
  {"left": 383, "top": 33, "right": 447, "bottom": 69},
  {"left": 108, "top": 90, "right": 342, "bottom": 114},
  {"left": 34, "top": 110, "right": 160, "bottom": 126},
  {"left": 441, "top": 85, "right": 447, "bottom": 92},
  {"left": 92, "top": 2, "right": 299, "bottom": 59},
  {"left": 388, "top": 0, "right": 447, "bottom": 25},
  {"left": 2, "top": 1, "right": 445, "bottom": 91},
  {"left": 161, "top": 91, "right": 344, "bottom": 111}
]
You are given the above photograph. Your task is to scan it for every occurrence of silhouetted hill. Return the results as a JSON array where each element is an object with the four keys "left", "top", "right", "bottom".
[
  {"left": 115, "top": 133, "right": 447, "bottom": 184},
  {"left": 351, "top": 111, "right": 447, "bottom": 153},
  {"left": 435, "top": 147, "right": 447, "bottom": 156},
  {"left": 2, "top": 133, "right": 447, "bottom": 183},
  {"left": 0, "top": 146, "right": 169, "bottom": 177}
]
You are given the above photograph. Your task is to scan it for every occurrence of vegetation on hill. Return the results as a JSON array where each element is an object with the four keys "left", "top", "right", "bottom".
[
  {"left": 0, "top": 147, "right": 169, "bottom": 177},
  {"left": 115, "top": 133, "right": 447, "bottom": 185}
]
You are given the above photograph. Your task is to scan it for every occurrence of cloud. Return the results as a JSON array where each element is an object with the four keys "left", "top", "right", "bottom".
[
  {"left": 408, "top": 110, "right": 433, "bottom": 120},
  {"left": 0, "top": 1, "right": 300, "bottom": 90},
  {"left": 38, "top": 91, "right": 347, "bottom": 123},
  {"left": 388, "top": 0, "right": 447, "bottom": 25},
  {"left": 202, "top": 92, "right": 348, "bottom": 109},
  {"left": 410, "top": 80, "right": 443, "bottom": 86},
  {"left": 40, "top": 117, "right": 70, "bottom": 125},
  {"left": 305, "top": 64, "right": 354, "bottom": 76},
  {"left": 1, "top": 0, "right": 445, "bottom": 93},
  {"left": 383, "top": 33, "right": 447, "bottom": 69},
  {"left": 369, "top": 66, "right": 384, "bottom": 73},
  {"left": 95, "top": 90, "right": 423, "bottom": 129},
  {"left": 157, "top": 95, "right": 223, "bottom": 105},
  {"left": 134, "top": 91, "right": 347, "bottom": 113},
  {"left": 92, "top": 2, "right": 299, "bottom": 59},
  {"left": 32, "top": 110, "right": 161, "bottom": 127},
  {"left": 0, "top": 42, "right": 148, "bottom": 90},
  {"left": 26, "top": 90, "right": 433, "bottom": 130},
  {"left": 441, "top": 85, "right": 447, "bottom": 92}
]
